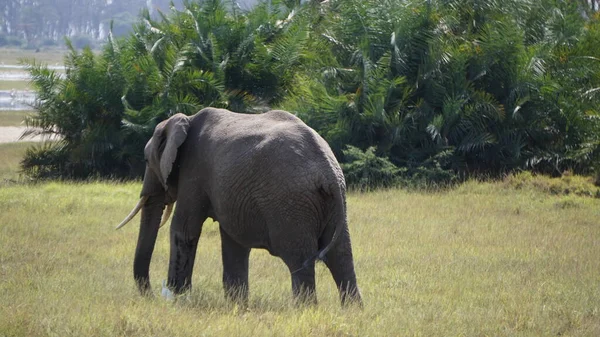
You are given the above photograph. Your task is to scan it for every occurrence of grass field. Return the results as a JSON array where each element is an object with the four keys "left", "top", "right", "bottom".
[
  {"left": 0, "top": 141, "right": 32, "bottom": 183},
  {"left": 0, "top": 48, "right": 66, "bottom": 66},
  {"left": 0, "top": 110, "right": 599, "bottom": 336},
  {"left": 0, "top": 110, "right": 31, "bottom": 127},
  {"left": 0, "top": 138, "right": 599, "bottom": 336},
  {"left": 0, "top": 81, "right": 31, "bottom": 90},
  {"left": 0, "top": 48, "right": 66, "bottom": 93}
]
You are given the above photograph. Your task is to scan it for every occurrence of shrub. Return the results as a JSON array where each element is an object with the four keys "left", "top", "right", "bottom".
[
  {"left": 20, "top": 143, "right": 70, "bottom": 180},
  {"left": 342, "top": 146, "right": 402, "bottom": 191},
  {"left": 404, "top": 150, "right": 459, "bottom": 189}
]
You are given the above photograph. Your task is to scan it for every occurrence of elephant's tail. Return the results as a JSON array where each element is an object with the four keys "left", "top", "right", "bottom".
[
  {"left": 294, "top": 177, "right": 346, "bottom": 273},
  {"left": 317, "top": 181, "right": 346, "bottom": 261}
]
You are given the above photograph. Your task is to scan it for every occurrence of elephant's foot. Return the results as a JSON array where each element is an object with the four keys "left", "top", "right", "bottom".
[
  {"left": 288, "top": 260, "right": 317, "bottom": 306},
  {"left": 135, "top": 276, "right": 153, "bottom": 297},
  {"left": 224, "top": 285, "right": 249, "bottom": 308},
  {"left": 161, "top": 280, "right": 192, "bottom": 301},
  {"left": 339, "top": 282, "right": 363, "bottom": 308},
  {"left": 161, "top": 280, "right": 176, "bottom": 300}
]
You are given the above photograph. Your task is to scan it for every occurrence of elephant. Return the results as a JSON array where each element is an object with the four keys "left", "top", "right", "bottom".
[{"left": 117, "top": 107, "right": 362, "bottom": 306}]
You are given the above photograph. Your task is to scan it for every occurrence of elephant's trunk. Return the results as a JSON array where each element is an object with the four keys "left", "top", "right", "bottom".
[{"left": 133, "top": 195, "right": 165, "bottom": 295}]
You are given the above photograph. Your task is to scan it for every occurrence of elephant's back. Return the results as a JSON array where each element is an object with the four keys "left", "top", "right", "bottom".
[
  {"left": 195, "top": 108, "right": 333, "bottom": 168},
  {"left": 198, "top": 109, "right": 341, "bottom": 241}
]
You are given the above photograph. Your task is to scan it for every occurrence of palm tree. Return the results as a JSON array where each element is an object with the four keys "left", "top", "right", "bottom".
[{"left": 23, "top": 38, "right": 130, "bottom": 178}]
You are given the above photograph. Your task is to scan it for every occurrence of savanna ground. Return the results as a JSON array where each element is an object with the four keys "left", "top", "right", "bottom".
[
  {"left": 0, "top": 81, "right": 30, "bottom": 91},
  {"left": 1, "top": 133, "right": 599, "bottom": 336},
  {"left": 1, "top": 50, "right": 599, "bottom": 335},
  {"left": 0, "top": 111, "right": 31, "bottom": 127},
  {"left": 0, "top": 48, "right": 66, "bottom": 65}
]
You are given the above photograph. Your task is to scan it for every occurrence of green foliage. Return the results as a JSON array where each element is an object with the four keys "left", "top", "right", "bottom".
[
  {"left": 20, "top": 143, "right": 70, "bottom": 180},
  {"left": 22, "top": 0, "right": 310, "bottom": 179},
  {"left": 341, "top": 146, "right": 402, "bottom": 191},
  {"left": 23, "top": 39, "right": 133, "bottom": 179},
  {"left": 21, "top": 0, "right": 600, "bottom": 185},
  {"left": 407, "top": 150, "right": 459, "bottom": 189},
  {"left": 286, "top": 0, "right": 600, "bottom": 183}
]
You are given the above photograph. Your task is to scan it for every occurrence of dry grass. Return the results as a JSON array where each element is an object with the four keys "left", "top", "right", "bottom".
[
  {"left": 505, "top": 171, "right": 600, "bottom": 198},
  {"left": 0, "top": 81, "right": 31, "bottom": 90},
  {"left": 0, "top": 48, "right": 66, "bottom": 66},
  {"left": 0, "top": 178, "right": 599, "bottom": 336}
]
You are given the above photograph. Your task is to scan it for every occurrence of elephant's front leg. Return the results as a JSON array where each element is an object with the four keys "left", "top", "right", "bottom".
[
  {"left": 219, "top": 226, "right": 251, "bottom": 305},
  {"left": 167, "top": 205, "right": 206, "bottom": 294}
]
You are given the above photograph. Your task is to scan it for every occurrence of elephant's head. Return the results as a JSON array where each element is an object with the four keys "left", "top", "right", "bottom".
[{"left": 116, "top": 113, "right": 190, "bottom": 294}]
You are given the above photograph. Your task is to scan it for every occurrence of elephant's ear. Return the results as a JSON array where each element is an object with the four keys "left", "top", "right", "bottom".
[{"left": 149, "top": 113, "right": 190, "bottom": 189}]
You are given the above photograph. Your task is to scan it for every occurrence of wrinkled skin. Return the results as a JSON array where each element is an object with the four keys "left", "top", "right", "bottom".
[{"left": 129, "top": 108, "right": 362, "bottom": 306}]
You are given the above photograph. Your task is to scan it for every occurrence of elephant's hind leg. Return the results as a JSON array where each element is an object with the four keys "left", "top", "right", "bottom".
[
  {"left": 282, "top": 254, "right": 317, "bottom": 305},
  {"left": 323, "top": 230, "right": 362, "bottom": 307},
  {"left": 220, "top": 226, "right": 251, "bottom": 305}
]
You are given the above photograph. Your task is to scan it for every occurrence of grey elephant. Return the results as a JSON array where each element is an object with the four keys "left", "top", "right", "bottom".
[{"left": 117, "top": 107, "right": 362, "bottom": 306}]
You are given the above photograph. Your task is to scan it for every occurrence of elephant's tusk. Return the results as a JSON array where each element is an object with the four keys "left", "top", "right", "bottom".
[
  {"left": 159, "top": 203, "right": 174, "bottom": 228},
  {"left": 115, "top": 196, "right": 149, "bottom": 230}
]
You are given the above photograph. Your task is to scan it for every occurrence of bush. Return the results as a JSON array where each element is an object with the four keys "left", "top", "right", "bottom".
[
  {"left": 403, "top": 150, "right": 459, "bottom": 189},
  {"left": 19, "top": 0, "right": 600, "bottom": 186},
  {"left": 342, "top": 146, "right": 402, "bottom": 191},
  {"left": 20, "top": 143, "right": 70, "bottom": 180},
  {"left": 22, "top": 42, "right": 136, "bottom": 180}
]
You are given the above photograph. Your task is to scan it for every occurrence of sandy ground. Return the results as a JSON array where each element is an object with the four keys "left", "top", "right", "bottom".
[{"left": 0, "top": 126, "right": 58, "bottom": 143}]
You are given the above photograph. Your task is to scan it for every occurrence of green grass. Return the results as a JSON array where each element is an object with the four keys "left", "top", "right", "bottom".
[
  {"left": 0, "top": 178, "right": 598, "bottom": 336},
  {"left": 0, "top": 110, "right": 32, "bottom": 126}
]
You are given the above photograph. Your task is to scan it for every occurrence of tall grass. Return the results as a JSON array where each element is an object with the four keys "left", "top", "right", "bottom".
[{"left": 0, "top": 181, "right": 598, "bottom": 336}]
